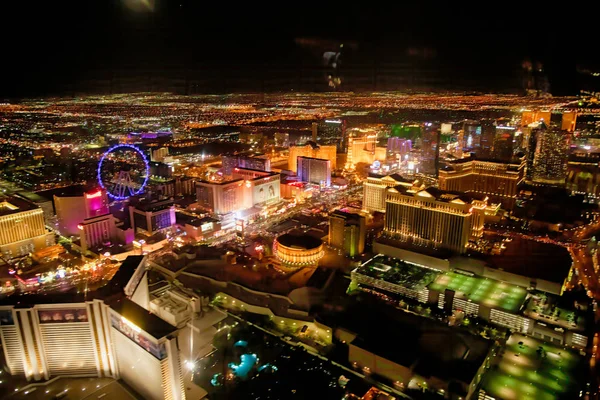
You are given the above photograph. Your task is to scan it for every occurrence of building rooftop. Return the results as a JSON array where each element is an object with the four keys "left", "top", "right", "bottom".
[
  {"left": 354, "top": 255, "right": 440, "bottom": 291},
  {"left": 110, "top": 298, "right": 177, "bottom": 340},
  {"left": 323, "top": 301, "right": 492, "bottom": 387},
  {"left": 40, "top": 184, "right": 88, "bottom": 199},
  {"left": 428, "top": 271, "right": 528, "bottom": 313},
  {"left": 275, "top": 233, "right": 323, "bottom": 250},
  {"left": 196, "top": 178, "right": 243, "bottom": 186},
  {"left": 523, "top": 291, "right": 587, "bottom": 332},
  {"left": 443, "top": 155, "right": 525, "bottom": 168},
  {"left": 330, "top": 209, "right": 365, "bottom": 224},
  {"left": 480, "top": 333, "right": 584, "bottom": 400},
  {"left": 132, "top": 198, "right": 174, "bottom": 212},
  {"left": 367, "top": 172, "right": 413, "bottom": 183},
  {"left": 185, "top": 216, "right": 220, "bottom": 227},
  {"left": 389, "top": 186, "right": 488, "bottom": 204},
  {"left": 297, "top": 155, "right": 330, "bottom": 162},
  {"left": 233, "top": 166, "right": 276, "bottom": 175},
  {"left": 233, "top": 169, "right": 279, "bottom": 182},
  {"left": 486, "top": 238, "right": 572, "bottom": 284},
  {"left": 0, "top": 255, "right": 146, "bottom": 307},
  {"left": 14, "top": 191, "right": 51, "bottom": 204},
  {"left": 0, "top": 196, "right": 39, "bottom": 217},
  {"left": 98, "top": 255, "right": 146, "bottom": 297}
]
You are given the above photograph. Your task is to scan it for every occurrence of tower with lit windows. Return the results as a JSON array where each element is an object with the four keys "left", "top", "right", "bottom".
[
  {"left": 532, "top": 127, "right": 570, "bottom": 185},
  {"left": 383, "top": 187, "right": 489, "bottom": 254}
]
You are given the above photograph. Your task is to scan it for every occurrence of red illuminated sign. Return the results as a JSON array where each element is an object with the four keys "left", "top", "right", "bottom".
[{"left": 86, "top": 191, "right": 102, "bottom": 199}]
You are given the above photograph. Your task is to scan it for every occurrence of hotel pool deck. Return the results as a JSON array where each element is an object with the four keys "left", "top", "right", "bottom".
[
  {"left": 480, "top": 333, "right": 584, "bottom": 400},
  {"left": 428, "top": 271, "right": 528, "bottom": 313}
]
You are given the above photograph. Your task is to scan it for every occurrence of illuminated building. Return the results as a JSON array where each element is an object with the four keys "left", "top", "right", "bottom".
[
  {"left": 351, "top": 255, "right": 587, "bottom": 349},
  {"left": 150, "top": 161, "right": 173, "bottom": 179},
  {"left": 329, "top": 210, "right": 366, "bottom": 257},
  {"left": 222, "top": 154, "right": 271, "bottom": 176},
  {"left": 0, "top": 196, "right": 54, "bottom": 258},
  {"left": 386, "top": 137, "right": 412, "bottom": 157},
  {"left": 274, "top": 132, "right": 289, "bottom": 147},
  {"left": 561, "top": 111, "right": 577, "bottom": 132},
  {"left": 13, "top": 191, "right": 53, "bottom": 226},
  {"left": 55, "top": 193, "right": 90, "bottom": 236},
  {"left": 346, "top": 134, "right": 378, "bottom": 168},
  {"left": 0, "top": 255, "right": 220, "bottom": 400},
  {"left": 239, "top": 132, "right": 263, "bottom": 144},
  {"left": 297, "top": 156, "right": 331, "bottom": 187},
  {"left": 184, "top": 216, "right": 221, "bottom": 241},
  {"left": 79, "top": 213, "right": 117, "bottom": 253},
  {"left": 280, "top": 181, "right": 312, "bottom": 202},
  {"left": 439, "top": 157, "right": 525, "bottom": 209},
  {"left": 532, "top": 127, "right": 570, "bottom": 185},
  {"left": 196, "top": 180, "right": 245, "bottom": 215},
  {"left": 129, "top": 198, "right": 176, "bottom": 235},
  {"left": 362, "top": 173, "right": 424, "bottom": 213},
  {"left": 491, "top": 125, "right": 516, "bottom": 162},
  {"left": 55, "top": 188, "right": 124, "bottom": 253},
  {"left": 288, "top": 143, "right": 337, "bottom": 172},
  {"left": 390, "top": 124, "right": 421, "bottom": 140},
  {"left": 273, "top": 233, "right": 324, "bottom": 270},
  {"left": 478, "top": 119, "right": 495, "bottom": 158},
  {"left": 314, "top": 119, "right": 348, "bottom": 152},
  {"left": 521, "top": 110, "right": 551, "bottom": 127},
  {"left": 232, "top": 167, "right": 281, "bottom": 207},
  {"left": 461, "top": 120, "right": 481, "bottom": 152},
  {"left": 153, "top": 176, "right": 197, "bottom": 197},
  {"left": 383, "top": 187, "right": 488, "bottom": 254},
  {"left": 418, "top": 123, "right": 441, "bottom": 176},
  {"left": 150, "top": 147, "right": 169, "bottom": 162},
  {"left": 84, "top": 189, "right": 110, "bottom": 217},
  {"left": 196, "top": 170, "right": 279, "bottom": 215},
  {"left": 54, "top": 188, "right": 110, "bottom": 237},
  {"left": 524, "top": 121, "right": 545, "bottom": 180},
  {"left": 441, "top": 123, "right": 453, "bottom": 134}
]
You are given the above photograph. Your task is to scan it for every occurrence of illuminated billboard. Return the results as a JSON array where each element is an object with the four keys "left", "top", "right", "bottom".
[
  {"left": 253, "top": 177, "right": 280, "bottom": 205},
  {"left": 38, "top": 308, "right": 88, "bottom": 324},
  {"left": 110, "top": 314, "right": 167, "bottom": 360}
]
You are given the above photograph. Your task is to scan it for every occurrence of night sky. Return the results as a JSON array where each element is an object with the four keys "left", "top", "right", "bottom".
[{"left": 2, "top": 1, "right": 599, "bottom": 98}]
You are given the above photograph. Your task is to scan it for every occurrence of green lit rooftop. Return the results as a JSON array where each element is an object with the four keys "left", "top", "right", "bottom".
[
  {"left": 428, "top": 271, "right": 528, "bottom": 313},
  {"left": 480, "top": 333, "right": 584, "bottom": 400},
  {"left": 354, "top": 255, "right": 441, "bottom": 290}
]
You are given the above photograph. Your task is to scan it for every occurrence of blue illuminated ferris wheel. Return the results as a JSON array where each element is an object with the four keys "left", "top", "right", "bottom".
[{"left": 97, "top": 144, "right": 150, "bottom": 200}]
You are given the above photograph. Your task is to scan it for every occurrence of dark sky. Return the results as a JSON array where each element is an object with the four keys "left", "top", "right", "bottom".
[{"left": 2, "top": 1, "right": 599, "bottom": 98}]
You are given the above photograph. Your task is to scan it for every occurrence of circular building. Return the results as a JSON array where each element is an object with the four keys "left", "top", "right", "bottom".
[{"left": 273, "top": 233, "right": 324, "bottom": 269}]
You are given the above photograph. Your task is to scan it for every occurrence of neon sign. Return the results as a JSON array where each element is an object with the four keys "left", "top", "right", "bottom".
[{"left": 85, "top": 191, "right": 102, "bottom": 199}]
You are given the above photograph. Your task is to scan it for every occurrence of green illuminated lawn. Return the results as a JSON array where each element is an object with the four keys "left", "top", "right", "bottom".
[
  {"left": 480, "top": 334, "right": 584, "bottom": 400},
  {"left": 428, "top": 272, "right": 528, "bottom": 313}
]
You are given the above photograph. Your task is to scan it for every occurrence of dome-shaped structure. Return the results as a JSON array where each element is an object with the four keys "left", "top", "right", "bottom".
[{"left": 273, "top": 233, "right": 324, "bottom": 269}]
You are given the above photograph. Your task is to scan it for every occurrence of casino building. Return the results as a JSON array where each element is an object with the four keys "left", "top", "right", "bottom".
[
  {"left": 0, "top": 196, "right": 55, "bottom": 259},
  {"left": 383, "top": 186, "right": 490, "bottom": 254},
  {"left": 0, "top": 255, "right": 226, "bottom": 400},
  {"left": 438, "top": 156, "right": 525, "bottom": 210},
  {"left": 362, "top": 173, "right": 424, "bottom": 213},
  {"left": 196, "top": 168, "right": 280, "bottom": 216}
]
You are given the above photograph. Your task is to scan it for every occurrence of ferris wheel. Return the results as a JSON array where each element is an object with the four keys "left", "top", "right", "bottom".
[{"left": 97, "top": 144, "right": 150, "bottom": 200}]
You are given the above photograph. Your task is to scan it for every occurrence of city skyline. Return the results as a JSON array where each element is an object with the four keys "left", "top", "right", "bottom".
[{"left": 0, "top": 3, "right": 599, "bottom": 400}]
